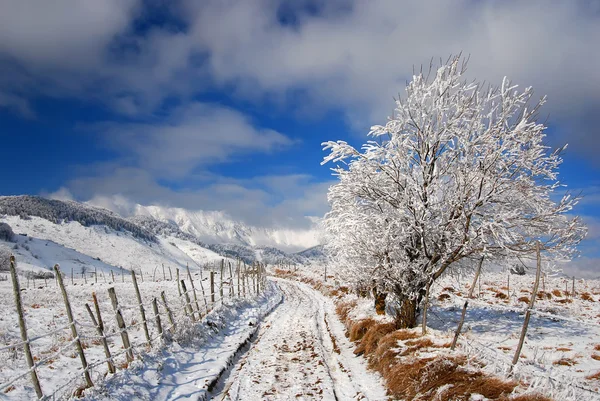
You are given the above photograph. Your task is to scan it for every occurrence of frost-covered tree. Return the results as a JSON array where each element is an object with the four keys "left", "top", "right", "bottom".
[
  {"left": 322, "top": 56, "right": 586, "bottom": 328},
  {"left": 0, "top": 222, "right": 15, "bottom": 242}
]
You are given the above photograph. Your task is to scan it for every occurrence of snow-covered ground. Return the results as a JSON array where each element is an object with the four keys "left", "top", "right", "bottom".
[
  {"left": 428, "top": 271, "right": 600, "bottom": 399},
  {"left": 1, "top": 215, "right": 232, "bottom": 277}
]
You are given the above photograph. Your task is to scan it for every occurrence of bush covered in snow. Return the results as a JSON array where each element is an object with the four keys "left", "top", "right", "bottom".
[
  {"left": 0, "top": 222, "right": 15, "bottom": 242},
  {"left": 0, "top": 245, "right": 13, "bottom": 271}
]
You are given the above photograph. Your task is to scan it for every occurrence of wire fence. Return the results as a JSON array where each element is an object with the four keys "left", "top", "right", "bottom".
[{"left": 0, "top": 256, "right": 268, "bottom": 400}]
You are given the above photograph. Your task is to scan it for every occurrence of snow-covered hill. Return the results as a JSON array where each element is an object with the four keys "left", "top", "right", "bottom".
[
  {"left": 132, "top": 204, "right": 320, "bottom": 252},
  {"left": 0, "top": 196, "right": 325, "bottom": 277}
]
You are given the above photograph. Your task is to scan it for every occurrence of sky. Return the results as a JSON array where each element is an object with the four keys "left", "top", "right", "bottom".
[{"left": 1, "top": 0, "right": 600, "bottom": 275}]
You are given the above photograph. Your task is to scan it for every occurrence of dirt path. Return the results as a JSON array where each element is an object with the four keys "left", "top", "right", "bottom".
[{"left": 213, "top": 279, "right": 388, "bottom": 401}]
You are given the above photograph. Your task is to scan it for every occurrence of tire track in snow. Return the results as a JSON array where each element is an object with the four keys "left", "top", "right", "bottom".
[{"left": 213, "top": 279, "right": 388, "bottom": 401}]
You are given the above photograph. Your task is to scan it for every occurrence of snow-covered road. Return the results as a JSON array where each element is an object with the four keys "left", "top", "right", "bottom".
[{"left": 214, "top": 279, "right": 388, "bottom": 401}]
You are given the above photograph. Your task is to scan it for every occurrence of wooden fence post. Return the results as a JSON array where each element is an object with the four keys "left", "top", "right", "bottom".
[
  {"left": 197, "top": 269, "right": 209, "bottom": 314},
  {"left": 180, "top": 280, "right": 196, "bottom": 320},
  {"left": 210, "top": 271, "right": 216, "bottom": 305},
  {"left": 162, "top": 264, "right": 166, "bottom": 281},
  {"left": 451, "top": 257, "right": 484, "bottom": 350},
  {"left": 229, "top": 262, "right": 234, "bottom": 298},
  {"left": 160, "top": 291, "right": 176, "bottom": 332},
  {"left": 10, "top": 256, "right": 44, "bottom": 399},
  {"left": 111, "top": 270, "right": 115, "bottom": 283},
  {"left": 176, "top": 268, "right": 181, "bottom": 296},
  {"left": 131, "top": 270, "right": 151, "bottom": 347},
  {"left": 54, "top": 264, "right": 93, "bottom": 388},
  {"left": 237, "top": 260, "right": 241, "bottom": 297},
  {"left": 168, "top": 266, "right": 173, "bottom": 281},
  {"left": 108, "top": 287, "right": 134, "bottom": 362},
  {"left": 152, "top": 298, "right": 163, "bottom": 340},
  {"left": 572, "top": 276, "right": 576, "bottom": 297},
  {"left": 85, "top": 293, "right": 115, "bottom": 374},
  {"left": 95, "top": 267, "right": 97, "bottom": 284},
  {"left": 186, "top": 265, "right": 202, "bottom": 317},
  {"left": 252, "top": 263, "right": 256, "bottom": 294},
  {"left": 242, "top": 264, "right": 246, "bottom": 297},
  {"left": 71, "top": 267, "right": 74, "bottom": 285},
  {"left": 422, "top": 280, "right": 431, "bottom": 335},
  {"left": 512, "top": 243, "right": 542, "bottom": 367},
  {"left": 120, "top": 267, "right": 124, "bottom": 283},
  {"left": 220, "top": 259, "right": 224, "bottom": 303}
]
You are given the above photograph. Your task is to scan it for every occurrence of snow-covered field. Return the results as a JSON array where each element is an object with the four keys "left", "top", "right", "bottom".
[
  {"left": 429, "top": 271, "right": 600, "bottom": 399},
  {"left": 0, "top": 263, "right": 262, "bottom": 400}
]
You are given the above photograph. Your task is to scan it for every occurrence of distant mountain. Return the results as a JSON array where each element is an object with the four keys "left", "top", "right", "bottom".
[
  {"left": 0, "top": 196, "right": 325, "bottom": 275},
  {"left": 132, "top": 204, "right": 320, "bottom": 253}
]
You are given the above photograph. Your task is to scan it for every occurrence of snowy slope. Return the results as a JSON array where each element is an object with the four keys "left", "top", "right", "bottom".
[
  {"left": 0, "top": 215, "right": 227, "bottom": 276},
  {"left": 133, "top": 204, "right": 320, "bottom": 252}
]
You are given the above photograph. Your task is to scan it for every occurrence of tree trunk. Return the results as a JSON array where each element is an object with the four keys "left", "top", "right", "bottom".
[
  {"left": 395, "top": 297, "right": 418, "bottom": 329},
  {"left": 373, "top": 288, "right": 387, "bottom": 315}
]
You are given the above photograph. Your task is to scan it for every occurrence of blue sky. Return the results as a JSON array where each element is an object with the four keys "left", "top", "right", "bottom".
[{"left": 1, "top": 1, "right": 600, "bottom": 275}]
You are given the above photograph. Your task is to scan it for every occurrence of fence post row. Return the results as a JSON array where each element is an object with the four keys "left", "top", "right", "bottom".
[
  {"left": 9, "top": 256, "right": 44, "bottom": 399},
  {"left": 54, "top": 264, "right": 94, "bottom": 388},
  {"left": 131, "top": 270, "right": 151, "bottom": 347},
  {"left": 108, "top": 287, "right": 134, "bottom": 362}
]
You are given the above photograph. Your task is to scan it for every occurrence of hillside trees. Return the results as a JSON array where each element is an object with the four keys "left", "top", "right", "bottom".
[{"left": 322, "top": 56, "right": 586, "bottom": 328}]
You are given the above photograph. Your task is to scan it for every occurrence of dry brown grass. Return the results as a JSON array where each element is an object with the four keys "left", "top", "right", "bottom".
[
  {"left": 556, "top": 298, "right": 573, "bottom": 304},
  {"left": 495, "top": 291, "right": 508, "bottom": 299},
  {"left": 385, "top": 355, "right": 517, "bottom": 400},
  {"left": 442, "top": 287, "right": 455, "bottom": 293},
  {"left": 517, "top": 296, "right": 530, "bottom": 304},
  {"left": 552, "top": 289, "right": 563, "bottom": 297},
  {"left": 553, "top": 357, "right": 577, "bottom": 366},
  {"left": 437, "top": 293, "right": 451, "bottom": 302},
  {"left": 349, "top": 318, "right": 377, "bottom": 342},
  {"left": 334, "top": 300, "right": 357, "bottom": 324},
  {"left": 594, "top": 344, "right": 600, "bottom": 351},
  {"left": 536, "top": 291, "right": 552, "bottom": 300},
  {"left": 354, "top": 322, "right": 397, "bottom": 357},
  {"left": 555, "top": 347, "right": 572, "bottom": 352},
  {"left": 586, "top": 370, "right": 600, "bottom": 380},
  {"left": 581, "top": 292, "right": 595, "bottom": 302},
  {"left": 591, "top": 354, "right": 600, "bottom": 361}
]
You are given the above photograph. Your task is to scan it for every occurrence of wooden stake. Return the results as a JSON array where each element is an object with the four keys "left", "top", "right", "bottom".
[
  {"left": 71, "top": 267, "right": 74, "bottom": 285},
  {"left": 108, "top": 287, "right": 134, "bottom": 362},
  {"left": 180, "top": 280, "right": 196, "bottom": 320},
  {"left": 220, "top": 259, "right": 224, "bottom": 303},
  {"left": 10, "top": 256, "right": 44, "bottom": 399},
  {"left": 176, "top": 268, "right": 181, "bottom": 296},
  {"left": 572, "top": 276, "right": 576, "bottom": 297},
  {"left": 111, "top": 270, "right": 115, "bottom": 283},
  {"left": 120, "top": 267, "right": 124, "bottom": 283},
  {"left": 237, "top": 260, "right": 241, "bottom": 297},
  {"left": 162, "top": 264, "right": 166, "bottom": 281},
  {"left": 168, "top": 266, "right": 173, "bottom": 281},
  {"left": 242, "top": 264, "right": 246, "bottom": 297},
  {"left": 422, "top": 280, "right": 431, "bottom": 335},
  {"left": 512, "top": 243, "right": 542, "bottom": 366},
  {"left": 95, "top": 267, "right": 97, "bottom": 284},
  {"left": 228, "top": 262, "right": 234, "bottom": 298},
  {"left": 186, "top": 265, "right": 201, "bottom": 318},
  {"left": 85, "top": 294, "right": 115, "bottom": 374},
  {"left": 160, "top": 291, "right": 176, "bottom": 332},
  {"left": 54, "top": 264, "right": 93, "bottom": 388},
  {"left": 152, "top": 298, "right": 163, "bottom": 340},
  {"left": 131, "top": 270, "right": 151, "bottom": 347},
  {"left": 451, "top": 257, "right": 484, "bottom": 350},
  {"left": 197, "top": 269, "right": 209, "bottom": 314},
  {"left": 210, "top": 271, "right": 215, "bottom": 305}
]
